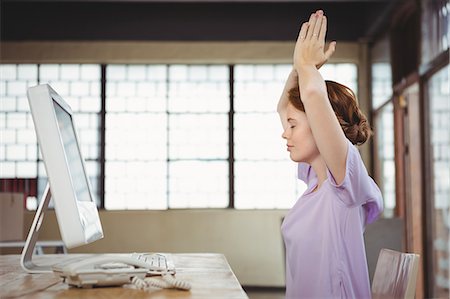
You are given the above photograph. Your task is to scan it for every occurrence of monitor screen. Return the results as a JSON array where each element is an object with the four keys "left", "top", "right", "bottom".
[{"left": 53, "top": 100, "right": 91, "bottom": 203}]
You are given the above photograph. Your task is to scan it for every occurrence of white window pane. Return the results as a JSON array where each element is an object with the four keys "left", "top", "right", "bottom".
[
  {"left": 372, "top": 63, "right": 392, "bottom": 108},
  {"left": 234, "top": 113, "right": 285, "bottom": 160},
  {"left": 169, "top": 65, "right": 189, "bottom": 81},
  {"left": 189, "top": 65, "right": 208, "bottom": 80},
  {"left": 0, "top": 113, "right": 5, "bottom": 128},
  {"left": 27, "top": 145, "right": 37, "bottom": 160},
  {"left": 105, "top": 161, "right": 167, "bottom": 210},
  {"left": 60, "top": 65, "right": 80, "bottom": 80},
  {"left": 0, "top": 162, "right": 16, "bottom": 178},
  {"left": 168, "top": 65, "right": 229, "bottom": 113},
  {"left": 234, "top": 64, "right": 289, "bottom": 113},
  {"left": 254, "top": 65, "right": 275, "bottom": 81},
  {"left": 169, "top": 161, "right": 228, "bottom": 208},
  {"left": 7, "top": 81, "right": 28, "bottom": 96},
  {"left": 1, "top": 97, "right": 16, "bottom": 112},
  {"left": 235, "top": 65, "right": 255, "bottom": 81},
  {"left": 0, "top": 64, "right": 17, "bottom": 80},
  {"left": 106, "top": 113, "right": 167, "bottom": 160},
  {"left": 17, "top": 96, "right": 30, "bottom": 112},
  {"left": 0, "top": 145, "right": 5, "bottom": 160},
  {"left": 71, "top": 82, "right": 90, "bottom": 97},
  {"left": 375, "top": 102, "right": 396, "bottom": 217},
  {"left": 169, "top": 114, "right": 228, "bottom": 159},
  {"left": 17, "top": 64, "right": 37, "bottom": 80},
  {"left": 169, "top": 82, "right": 229, "bottom": 113},
  {"left": 128, "top": 65, "right": 147, "bottom": 81},
  {"left": 147, "top": 65, "right": 167, "bottom": 81},
  {"left": 235, "top": 161, "right": 306, "bottom": 209},
  {"left": 107, "top": 65, "right": 127, "bottom": 81},
  {"left": 319, "top": 63, "right": 358, "bottom": 94},
  {"left": 79, "top": 97, "right": 101, "bottom": 112},
  {"left": 2, "top": 130, "right": 15, "bottom": 145},
  {"left": 208, "top": 66, "right": 228, "bottom": 81},
  {"left": 17, "top": 129, "right": 36, "bottom": 144},
  {"left": 16, "top": 162, "right": 37, "bottom": 177},
  {"left": 117, "top": 82, "right": 136, "bottom": 97},
  {"left": 40, "top": 64, "right": 60, "bottom": 81},
  {"left": 7, "top": 144, "right": 27, "bottom": 160},
  {"left": 106, "top": 96, "right": 126, "bottom": 112},
  {"left": 80, "top": 64, "right": 100, "bottom": 80},
  {"left": 107, "top": 65, "right": 167, "bottom": 113},
  {"left": 234, "top": 81, "right": 283, "bottom": 112}
]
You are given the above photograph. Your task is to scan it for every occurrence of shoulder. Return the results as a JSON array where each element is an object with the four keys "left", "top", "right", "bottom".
[{"left": 327, "top": 140, "right": 383, "bottom": 209}]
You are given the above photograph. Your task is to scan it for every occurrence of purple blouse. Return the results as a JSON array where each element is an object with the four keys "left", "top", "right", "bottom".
[{"left": 281, "top": 140, "right": 383, "bottom": 298}]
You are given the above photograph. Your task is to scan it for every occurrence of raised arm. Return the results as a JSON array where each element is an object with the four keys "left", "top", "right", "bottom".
[
  {"left": 293, "top": 10, "right": 347, "bottom": 184},
  {"left": 277, "top": 68, "right": 298, "bottom": 129},
  {"left": 278, "top": 17, "right": 335, "bottom": 130}
]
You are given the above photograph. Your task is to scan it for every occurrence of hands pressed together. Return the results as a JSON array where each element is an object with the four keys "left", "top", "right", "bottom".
[{"left": 294, "top": 10, "right": 336, "bottom": 70}]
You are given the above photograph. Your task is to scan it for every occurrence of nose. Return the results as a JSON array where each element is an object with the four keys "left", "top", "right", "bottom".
[{"left": 282, "top": 128, "right": 288, "bottom": 140}]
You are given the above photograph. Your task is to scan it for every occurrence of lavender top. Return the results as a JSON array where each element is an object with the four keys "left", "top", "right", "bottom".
[{"left": 281, "top": 140, "right": 383, "bottom": 299}]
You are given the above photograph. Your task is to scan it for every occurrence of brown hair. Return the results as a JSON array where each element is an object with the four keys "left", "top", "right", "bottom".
[{"left": 288, "top": 80, "right": 372, "bottom": 145}]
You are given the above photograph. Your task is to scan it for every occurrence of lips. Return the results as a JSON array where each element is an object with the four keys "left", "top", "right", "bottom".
[{"left": 287, "top": 145, "right": 294, "bottom": 151}]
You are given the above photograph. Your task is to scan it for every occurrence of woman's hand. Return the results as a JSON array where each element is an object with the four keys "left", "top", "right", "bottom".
[{"left": 293, "top": 10, "right": 336, "bottom": 70}]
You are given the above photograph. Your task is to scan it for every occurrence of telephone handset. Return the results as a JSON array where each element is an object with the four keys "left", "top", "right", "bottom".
[{"left": 52, "top": 254, "right": 190, "bottom": 290}]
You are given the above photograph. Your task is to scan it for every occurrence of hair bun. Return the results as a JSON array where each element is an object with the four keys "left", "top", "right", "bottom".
[{"left": 345, "top": 118, "right": 372, "bottom": 145}]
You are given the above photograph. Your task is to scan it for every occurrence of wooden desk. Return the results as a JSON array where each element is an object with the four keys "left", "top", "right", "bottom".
[{"left": 0, "top": 253, "right": 248, "bottom": 299}]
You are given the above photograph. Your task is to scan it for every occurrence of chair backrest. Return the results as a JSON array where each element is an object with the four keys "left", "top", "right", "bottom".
[{"left": 372, "top": 248, "right": 420, "bottom": 299}]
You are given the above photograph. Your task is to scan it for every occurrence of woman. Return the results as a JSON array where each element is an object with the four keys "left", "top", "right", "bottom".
[{"left": 278, "top": 10, "right": 383, "bottom": 298}]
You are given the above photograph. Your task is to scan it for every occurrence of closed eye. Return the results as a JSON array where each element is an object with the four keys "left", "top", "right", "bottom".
[{"left": 287, "top": 118, "right": 297, "bottom": 129}]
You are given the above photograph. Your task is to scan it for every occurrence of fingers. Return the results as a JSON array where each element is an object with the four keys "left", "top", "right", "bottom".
[
  {"left": 305, "top": 10, "right": 326, "bottom": 41},
  {"left": 312, "top": 10, "right": 323, "bottom": 40},
  {"left": 297, "top": 22, "right": 309, "bottom": 41},
  {"left": 324, "top": 41, "right": 337, "bottom": 59},
  {"left": 318, "top": 15, "right": 327, "bottom": 42},
  {"left": 305, "top": 12, "right": 317, "bottom": 39}
]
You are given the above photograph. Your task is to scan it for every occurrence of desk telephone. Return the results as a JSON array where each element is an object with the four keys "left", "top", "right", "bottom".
[{"left": 52, "top": 253, "right": 191, "bottom": 291}]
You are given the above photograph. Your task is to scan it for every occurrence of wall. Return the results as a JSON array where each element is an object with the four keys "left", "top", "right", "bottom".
[
  {"left": 24, "top": 209, "right": 288, "bottom": 286},
  {"left": 1, "top": 41, "right": 359, "bottom": 64}
]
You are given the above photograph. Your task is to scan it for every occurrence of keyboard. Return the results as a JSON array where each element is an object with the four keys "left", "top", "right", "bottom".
[{"left": 131, "top": 252, "right": 176, "bottom": 275}]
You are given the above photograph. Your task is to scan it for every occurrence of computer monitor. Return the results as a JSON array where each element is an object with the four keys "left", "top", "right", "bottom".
[{"left": 21, "top": 84, "right": 103, "bottom": 273}]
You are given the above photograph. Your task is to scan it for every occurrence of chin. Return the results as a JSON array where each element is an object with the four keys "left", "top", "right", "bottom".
[{"left": 289, "top": 153, "right": 305, "bottom": 163}]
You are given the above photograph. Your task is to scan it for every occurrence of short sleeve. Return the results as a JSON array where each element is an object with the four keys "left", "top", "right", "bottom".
[{"left": 327, "top": 140, "right": 383, "bottom": 224}]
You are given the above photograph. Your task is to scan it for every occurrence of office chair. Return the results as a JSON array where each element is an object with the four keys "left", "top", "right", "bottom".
[{"left": 372, "top": 248, "right": 420, "bottom": 299}]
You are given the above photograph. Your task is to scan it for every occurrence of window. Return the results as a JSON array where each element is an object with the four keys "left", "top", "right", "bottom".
[
  {"left": 372, "top": 59, "right": 395, "bottom": 218},
  {"left": 372, "top": 63, "right": 392, "bottom": 109},
  {"left": 1, "top": 63, "right": 358, "bottom": 210},
  {"left": 234, "top": 65, "right": 304, "bottom": 209},
  {"left": 427, "top": 65, "right": 449, "bottom": 298},
  {"left": 0, "top": 65, "right": 38, "bottom": 178},
  {"left": 105, "top": 65, "right": 168, "bottom": 209},
  {"left": 319, "top": 63, "right": 358, "bottom": 94},
  {"left": 374, "top": 103, "right": 395, "bottom": 217},
  {"left": 0, "top": 65, "right": 39, "bottom": 208},
  {"left": 105, "top": 64, "right": 229, "bottom": 209}
]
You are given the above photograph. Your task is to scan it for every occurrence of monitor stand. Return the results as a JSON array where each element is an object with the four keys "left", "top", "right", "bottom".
[{"left": 21, "top": 183, "right": 61, "bottom": 273}]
